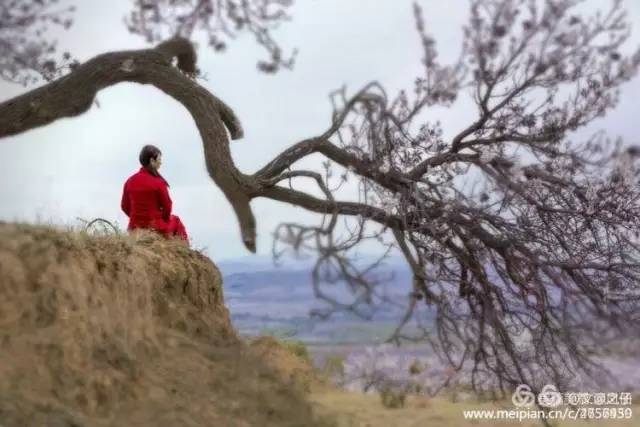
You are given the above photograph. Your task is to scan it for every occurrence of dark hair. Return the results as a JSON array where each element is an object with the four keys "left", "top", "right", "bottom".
[{"left": 139, "top": 144, "right": 170, "bottom": 187}]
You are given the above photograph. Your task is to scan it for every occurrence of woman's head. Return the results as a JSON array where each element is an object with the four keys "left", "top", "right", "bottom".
[
  {"left": 138, "top": 144, "right": 169, "bottom": 186},
  {"left": 139, "top": 144, "right": 162, "bottom": 171}
]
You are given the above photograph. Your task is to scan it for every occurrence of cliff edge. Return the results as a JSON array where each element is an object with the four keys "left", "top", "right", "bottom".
[{"left": 0, "top": 223, "right": 333, "bottom": 427}]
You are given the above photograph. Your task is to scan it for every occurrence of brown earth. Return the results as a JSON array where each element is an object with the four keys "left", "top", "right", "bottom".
[
  {"left": 0, "top": 222, "right": 335, "bottom": 427},
  {"left": 4, "top": 222, "right": 640, "bottom": 427}
]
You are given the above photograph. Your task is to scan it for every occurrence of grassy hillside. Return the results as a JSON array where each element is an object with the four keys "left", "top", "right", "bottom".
[
  {"left": 0, "top": 223, "right": 334, "bottom": 427},
  {"left": 2, "top": 222, "right": 638, "bottom": 427}
]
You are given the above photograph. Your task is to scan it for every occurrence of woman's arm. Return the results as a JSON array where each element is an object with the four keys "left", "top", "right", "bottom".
[
  {"left": 157, "top": 182, "right": 173, "bottom": 222},
  {"left": 121, "top": 181, "right": 131, "bottom": 216}
]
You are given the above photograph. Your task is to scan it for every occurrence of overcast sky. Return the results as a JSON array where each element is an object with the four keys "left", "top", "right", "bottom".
[{"left": 1, "top": 0, "right": 639, "bottom": 261}]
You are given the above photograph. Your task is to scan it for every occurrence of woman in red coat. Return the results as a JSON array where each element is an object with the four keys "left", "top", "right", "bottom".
[{"left": 121, "top": 145, "right": 189, "bottom": 243}]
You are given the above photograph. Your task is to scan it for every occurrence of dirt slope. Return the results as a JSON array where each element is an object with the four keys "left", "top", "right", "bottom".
[{"left": 0, "top": 223, "right": 334, "bottom": 427}]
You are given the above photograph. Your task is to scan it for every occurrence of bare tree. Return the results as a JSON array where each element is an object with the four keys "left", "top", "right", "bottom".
[
  {"left": 0, "top": 0, "right": 295, "bottom": 85},
  {"left": 2, "top": 0, "right": 640, "bottom": 397},
  {"left": 125, "top": 0, "right": 296, "bottom": 73},
  {"left": 0, "top": 0, "right": 75, "bottom": 85}
]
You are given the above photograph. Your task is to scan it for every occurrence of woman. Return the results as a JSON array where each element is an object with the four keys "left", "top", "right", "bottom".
[{"left": 121, "top": 145, "right": 189, "bottom": 243}]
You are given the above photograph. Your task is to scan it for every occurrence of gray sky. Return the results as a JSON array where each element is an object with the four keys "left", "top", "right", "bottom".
[{"left": 1, "top": 0, "right": 639, "bottom": 261}]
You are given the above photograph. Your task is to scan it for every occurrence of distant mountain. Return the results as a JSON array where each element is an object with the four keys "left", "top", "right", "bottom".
[
  {"left": 217, "top": 255, "right": 427, "bottom": 343},
  {"left": 217, "top": 253, "right": 409, "bottom": 275},
  {"left": 216, "top": 254, "right": 314, "bottom": 275}
]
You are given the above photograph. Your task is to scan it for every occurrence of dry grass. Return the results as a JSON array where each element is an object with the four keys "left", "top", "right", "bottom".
[
  {"left": 0, "top": 222, "right": 336, "bottom": 427},
  {"left": 249, "top": 336, "right": 321, "bottom": 393}
]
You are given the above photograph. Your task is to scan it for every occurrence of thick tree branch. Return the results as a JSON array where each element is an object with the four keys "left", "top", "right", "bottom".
[
  {"left": 0, "top": 38, "right": 255, "bottom": 251},
  {"left": 256, "top": 137, "right": 412, "bottom": 193},
  {"left": 258, "top": 185, "right": 403, "bottom": 230}
]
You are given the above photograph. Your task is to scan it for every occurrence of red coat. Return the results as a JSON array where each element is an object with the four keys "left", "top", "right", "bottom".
[{"left": 121, "top": 167, "right": 188, "bottom": 240}]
